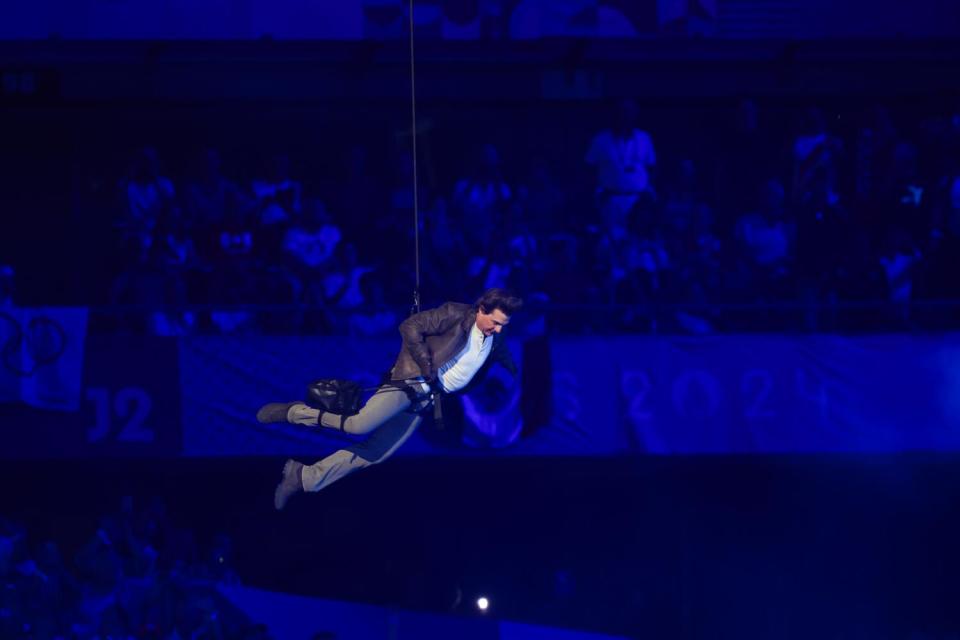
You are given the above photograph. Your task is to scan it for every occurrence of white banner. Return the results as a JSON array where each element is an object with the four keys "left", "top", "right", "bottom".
[{"left": 0, "top": 306, "right": 88, "bottom": 411}]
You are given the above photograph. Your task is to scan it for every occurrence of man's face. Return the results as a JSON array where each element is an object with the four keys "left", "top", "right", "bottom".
[{"left": 476, "top": 307, "right": 510, "bottom": 337}]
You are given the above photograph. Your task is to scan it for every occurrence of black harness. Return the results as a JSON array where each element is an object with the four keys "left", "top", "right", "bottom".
[{"left": 306, "top": 377, "right": 437, "bottom": 431}]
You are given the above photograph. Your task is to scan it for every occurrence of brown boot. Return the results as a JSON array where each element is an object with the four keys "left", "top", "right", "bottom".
[{"left": 256, "top": 401, "right": 303, "bottom": 424}]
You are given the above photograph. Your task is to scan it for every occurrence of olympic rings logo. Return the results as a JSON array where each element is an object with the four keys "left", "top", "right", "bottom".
[{"left": 0, "top": 311, "right": 68, "bottom": 377}]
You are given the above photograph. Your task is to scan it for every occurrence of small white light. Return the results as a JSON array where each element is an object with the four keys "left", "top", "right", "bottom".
[{"left": 476, "top": 597, "right": 490, "bottom": 612}]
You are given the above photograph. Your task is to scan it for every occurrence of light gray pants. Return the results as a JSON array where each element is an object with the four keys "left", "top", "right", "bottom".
[{"left": 289, "top": 383, "right": 428, "bottom": 494}]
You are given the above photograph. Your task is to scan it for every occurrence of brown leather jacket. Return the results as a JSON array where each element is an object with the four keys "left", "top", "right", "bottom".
[{"left": 389, "top": 301, "right": 517, "bottom": 390}]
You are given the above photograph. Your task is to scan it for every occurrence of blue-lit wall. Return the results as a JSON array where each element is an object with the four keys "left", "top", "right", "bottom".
[
  {"left": 1, "top": 0, "right": 958, "bottom": 39},
  {"left": 4, "top": 328, "right": 960, "bottom": 458}
]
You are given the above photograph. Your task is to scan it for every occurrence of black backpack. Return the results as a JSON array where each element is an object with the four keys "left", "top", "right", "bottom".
[{"left": 305, "top": 379, "right": 363, "bottom": 415}]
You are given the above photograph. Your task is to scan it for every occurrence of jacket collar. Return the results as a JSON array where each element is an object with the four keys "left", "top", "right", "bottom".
[{"left": 461, "top": 308, "right": 477, "bottom": 333}]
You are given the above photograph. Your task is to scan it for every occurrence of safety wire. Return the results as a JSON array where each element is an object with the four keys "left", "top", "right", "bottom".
[{"left": 408, "top": 0, "right": 422, "bottom": 315}]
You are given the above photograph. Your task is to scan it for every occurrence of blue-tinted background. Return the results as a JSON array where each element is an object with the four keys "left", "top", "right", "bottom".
[{"left": 3, "top": 1, "right": 960, "bottom": 638}]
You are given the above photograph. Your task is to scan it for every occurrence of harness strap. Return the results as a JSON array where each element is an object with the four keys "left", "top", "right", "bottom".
[{"left": 382, "top": 379, "right": 435, "bottom": 415}]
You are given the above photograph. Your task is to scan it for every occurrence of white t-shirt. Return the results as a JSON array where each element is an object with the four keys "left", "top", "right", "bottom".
[
  {"left": 283, "top": 225, "right": 341, "bottom": 268},
  {"left": 322, "top": 266, "right": 374, "bottom": 308},
  {"left": 438, "top": 322, "right": 493, "bottom": 393},
  {"left": 586, "top": 129, "right": 656, "bottom": 193},
  {"left": 252, "top": 179, "right": 301, "bottom": 225},
  {"left": 794, "top": 133, "right": 828, "bottom": 162},
  {"left": 453, "top": 179, "right": 512, "bottom": 215},
  {"left": 880, "top": 251, "right": 920, "bottom": 303},
  {"left": 737, "top": 215, "right": 790, "bottom": 266},
  {"left": 127, "top": 177, "right": 174, "bottom": 226}
]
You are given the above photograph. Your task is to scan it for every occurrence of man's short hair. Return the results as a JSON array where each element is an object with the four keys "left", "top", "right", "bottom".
[{"left": 475, "top": 288, "right": 523, "bottom": 316}]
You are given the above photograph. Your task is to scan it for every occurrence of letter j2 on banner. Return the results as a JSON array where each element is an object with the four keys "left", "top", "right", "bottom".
[{"left": 0, "top": 334, "right": 181, "bottom": 458}]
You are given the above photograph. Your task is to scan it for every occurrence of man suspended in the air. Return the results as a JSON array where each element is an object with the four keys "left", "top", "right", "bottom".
[{"left": 257, "top": 288, "right": 523, "bottom": 510}]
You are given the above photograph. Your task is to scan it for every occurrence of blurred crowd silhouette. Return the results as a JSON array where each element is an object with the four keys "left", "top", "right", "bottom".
[
  {"left": 0, "top": 496, "right": 275, "bottom": 640},
  {"left": 9, "top": 97, "right": 959, "bottom": 335}
]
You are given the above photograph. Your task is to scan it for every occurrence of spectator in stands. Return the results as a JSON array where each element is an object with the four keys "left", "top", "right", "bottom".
[
  {"left": 881, "top": 141, "right": 930, "bottom": 243},
  {"left": 791, "top": 108, "right": 848, "bottom": 329},
  {"left": 316, "top": 241, "right": 376, "bottom": 333},
  {"left": 879, "top": 225, "right": 923, "bottom": 325},
  {"left": 421, "top": 196, "right": 469, "bottom": 295},
  {"left": 73, "top": 516, "right": 127, "bottom": 634},
  {"left": 282, "top": 198, "right": 342, "bottom": 305},
  {"left": 378, "top": 146, "right": 435, "bottom": 274},
  {"left": 853, "top": 105, "right": 898, "bottom": 207},
  {"left": 925, "top": 162, "right": 960, "bottom": 293},
  {"left": 670, "top": 202, "right": 722, "bottom": 333},
  {"left": 121, "top": 146, "right": 177, "bottom": 264},
  {"left": 661, "top": 158, "right": 711, "bottom": 238},
  {"left": 516, "top": 156, "right": 566, "bottom": 237},
  {"left": 252, "top": 153, "right": 302, "bottom": 227},
  {"left": 199, "top": 191, "right": 263, "bottom": 333},
  {"left": 0, "top": 500, "right": 264, "bottom": 640},
  {"left": 792, "top": 107, "right": 843, "bottom": 203},
  {"left": 540, "top": 234, "right": 600, "bottom": 331},
  {"left": 0, "top": 522, "right": 22, "bottom": 636},
  {"left": 184, "top": 147, "right": 248, "bottom": 230},
  {"left": 586, "top": 98, "right": 657, "bottom": 240},
  {"left": 345, "top": 271, "right": 399, "bottom": 337},
  {"left": 283, "top": 198, "right": 340, "bottom": 268},
  {"left": 792, "top": 106, "right": 843, "bottom": 206},
  {"left": 147, "top": 207, "right": 200, "bottom": 335},
  {"left": 31, "top": 540, "right": 80, "bottom": 638},
  {"left": 466, "top": 231, "right": 525, "bottom": 294},
  {"left": 333, "top": 144, "right": 382, "bottom": 245},
  {"left": 111, "top": 205, "right": 199, "bottom": 336},
  {"left": 609, "top": 205, "right": 671, "bottom": 324},
  {"left": 714, "top": 98, "right": 778, "bottom": 226},
  {"left": 322, "top": 242, "right": 374, "bottom": 310},
  {"left": 464, "top": 200, "right": 538, "bottom": 295},
  {"left": 509, "top": 0, "right": 638, "bottom": 39},
  {"left": 733, "top": 179, "right": 795, "bottom": 301},
  {"left": 452, "top": 143, "right": 513, "bottom": 254}
]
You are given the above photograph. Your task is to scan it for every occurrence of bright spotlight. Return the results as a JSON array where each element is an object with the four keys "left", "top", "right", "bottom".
[{"left": 476, "top": 597, "right": 490, "bottom": 612}]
